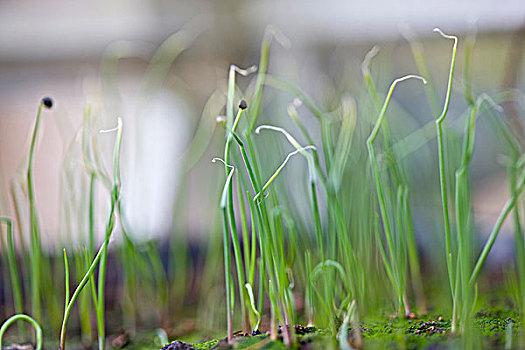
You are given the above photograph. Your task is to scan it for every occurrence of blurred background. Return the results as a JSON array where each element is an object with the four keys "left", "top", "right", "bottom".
[
  {"left": 1, "top": 0, "right": 525, "bottom": 345},
  {"left": 1, "top": 0, "right": 525, "bottom": 244}
]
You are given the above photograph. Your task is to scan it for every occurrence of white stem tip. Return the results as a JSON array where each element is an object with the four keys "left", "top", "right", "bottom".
[
  {"left": 394, "top": 74, "right": 427, "bottom": 85},
  {"left": 100, "top": 117, "right": 123, "bottom": 133},
  {"left": 433, "top": 28, "right": 457, "bottom": 41},
  {"left": 230, "top": 64, "right": 258, "bottom": 76}
]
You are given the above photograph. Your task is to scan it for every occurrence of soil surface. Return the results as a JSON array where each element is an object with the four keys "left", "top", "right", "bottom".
[{"left": 159, "top": 307, "right": 521, "bottom": 349}]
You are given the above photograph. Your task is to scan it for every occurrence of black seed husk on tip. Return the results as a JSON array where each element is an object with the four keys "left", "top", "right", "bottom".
[
  {"left": 41, "top": 97, "right": 53, "bottom": 109},
  {"left": 239, "top": 99, "right": 248, "bottom": 110}
]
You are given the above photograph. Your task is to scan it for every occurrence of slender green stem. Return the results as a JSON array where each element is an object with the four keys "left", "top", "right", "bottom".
[
  {"left": 84, "top": 248, "right": 99, "bottom": 311},
  {"left": 75, "top": 251, "right": 93, "bottom": 344},
  {"left": 88, "top": 174, "right": 96, "bottom": 255},
  {"left": 27, "top": 102, "right": 45, "bottom": 322},
  {"left": 226, "top": 65, "right": 256, "bottom": 133},
  {"left": 0, "top": 218, "right": 25, "bottom": 334},
  {"left": 470, "top": 168, "right": 525, "bottom": 285},
  {"left": 60, "top": 119, "right": 122, "bottom": 350},
  {"left": 237, "top": 181, "right": 252, "bottom": 289},
  {"left": 248, "top": 194, "right": 258, "bottom": 286},
  {"left": 254, "top": 146, "right": 316, "bottom": 201},
  {"left": 212, "top": 158, "right": 235, "bottom": 341},
  {"left": 96, "top": 119, "right": 123, "bottom": 350},
  {"left": 367, "top": 74, "right": 426, "bottom": 315},
  {"left": 400, "top": 26, "right": 442, "bottom": 116},
  {"left": 248, "top": 25, "right": 290, "bottom": 134},
  {"left": 63, "top": 249, "right": 70, "bottom": 311},
  {"left": 362, "top": 47, "right": 427, "bottom": 314},
  {"left": 0, "top": 314, "right": 42, "bottom": 350},
  {"left": 222, "top": 65, "right": 258, "bottom": 331},
  {"left": 224, "top": 106, "right": 251, "bottom": 332},
  {"left": 60, "top": 238, "right": 111, "bottom": 350},
  {"left": 254, "top": 125, "right": 323, "bottom": 258},
  {"left": 229, "top": 132, "right": 268, "bottom": 321},
  {"left": 402, "top": 188, "right": 427, "bottom": 313},
  {"left": 231, "top": 129, "right": 294, "bottom": 338},
  {"left": 433, "top": 28, "right": 458, "bottom": 327}
]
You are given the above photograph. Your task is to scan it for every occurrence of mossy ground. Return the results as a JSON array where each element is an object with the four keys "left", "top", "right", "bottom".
[
  {"left": 2, "top": 308, "right": 517, "bottom": 349},
  {"left": 155, "top": 307, "right": 520, "bottom": 349}
]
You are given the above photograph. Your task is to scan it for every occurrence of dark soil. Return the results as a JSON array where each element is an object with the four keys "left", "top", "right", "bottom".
[
  {"left": 161, "top": 340, "right": 196, "bottom": 350},
  {"left": 158, "top": 308, "right": 521, "bottom": 349}
]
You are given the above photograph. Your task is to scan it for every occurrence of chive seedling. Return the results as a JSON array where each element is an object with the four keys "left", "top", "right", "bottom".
[
  {"left": 362, "top": 48, "right": 428, "bottom": 314},
  {"left": 212, "top": 157, "right": 235, "bottom": 341},
  {"left": 433, "top": 27, "right": 459, "bottom": 331},
  {"left": 0, "top": 314, "right": 43, "bottom": 350},
  {"left": 96, "top": 118, "right": 123, "bottom": 350},
  {"left": 400, "top": 26, "right": 442, "bottom": 116},
  {"left": 254, "top": 125, "right": 322, "bottom": 258},
  {"left": 0, "top": 218, "right": 25, "bottom": 336},
  {"left": 223, "top": 66, "right": 257, "bottom": 334},
  {"left": 248, "top": 25, "right": 291, "bottom": 135},
  {"left": 26, "top": 97, "right": 54, "bottom": 323},
  {"left": 249, "top": 134, "right": 316, "bottom": 345},
  {"left": 59, "top": 118, "right": 123, "bottom": 350},
  {"left": 367, "top": 74, "right": 427, "bottom": 317}
]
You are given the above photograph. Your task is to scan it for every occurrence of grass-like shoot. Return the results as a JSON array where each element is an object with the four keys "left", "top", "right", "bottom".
[{"left": 0, "top": 314, "right": 43, "bottom": 350}]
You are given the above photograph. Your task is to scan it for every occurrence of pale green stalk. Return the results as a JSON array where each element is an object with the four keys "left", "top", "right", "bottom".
[
  {"left": 234, "top": 128, "right": 298, "bottom": 342},
  {"left": 362, "top": 47, "right": 426, "bottom": 313},
  {"left": 24, "top": 99, "right": 59, "bottom": 329},
  {"left": 237, "top": 181, "right": 252, "bottom": 285},
  {"left": 0, "top": 218, "right": 25, "bottom": 336},
  {"left": 402, "top": 188, "right": 427, "bottom": 313},
  {"left": 9, "top": 181, "right": 28, "bottom": 256},
  {"left": 0, "top": 314, "right": 42, "bottom": 350},
  {"left": 367, "top": 74, "right": 426, "bottom": 316},
  {"left": 75, "top": 251, "right": 93, "bottom": 345},
  {"left": 223, "top": 65, "right": 257, "bottom": 333},
  {"left": 212, "top": 158, "right": 235, "bottom": 341},
  {"left": 255, "top": 125, "right": 323, "bottom": 258},
  {"left": 254, "top": 146, "right": 317, "bottom": 201},
  {"left": 244, "top": 283, "right": 261, "bottom": 331},
  {"left": 433, "top": 27, "right": 458, "bottom": 329},
  {"left": 96, "top": 118, "right": 123, "bottom": 350},
  {"left": 454, "top": 104, "right": 476, "bottom": 333},
  {"left": 229, "top": 132, "right": 270, "bottom": 325},
  {"left": 224, "top": 107, "right": 251, "bottom": 332},
  {"left": 470, "top": 167, "right": 525, "bottom": 285},
  {"left": 248, "top": 195, "right": 257, "bottom": 286},
  {"left": 248, "top": 25, "right": 291, "bottom": 134},
  {"left": 249, "top": 141, "right": 315, "bottom": 343},
  {"left": 400, "top": 25, "right": 442, "bottom": 115},
  {"left": 27, "top": 102, "right": 45, "bottom": 323},
  {"left": 226, "top": 65, "right": 256, "bottom": 133},
  {"left": 59, "top": 118, "right": 122, "bottom": 350},
  {"left": 310, "top": 260, "right": 351, "bottom": 334},
  {"left": 63, "top": 249, "right": 70, "bottom": 311}
]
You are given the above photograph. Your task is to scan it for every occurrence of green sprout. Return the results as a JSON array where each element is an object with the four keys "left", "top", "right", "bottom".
[
  {"left": 212, "top": 157, "right": 235, "bottom": 341},
  {"left": 0, "top": 314, "right": 42, "bottom": 350},
  {"left": 59, "top": 118, "right": 123, "bottom": 350},
  {"left": 0, "top": 218, "right": 24, "bottom": 336},
  {"left": 433, "top": 26, "right": 459, "bottom": 330},
  {"left": 27, "top": 98, "right": 54, "bottom": 323},
  {"left": 367, "top": 74, "right": 427, "bottom": 316}
]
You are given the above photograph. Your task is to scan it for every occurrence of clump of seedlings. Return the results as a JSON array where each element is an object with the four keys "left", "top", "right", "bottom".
[{"left": 1, "top": 23, "right": 525, "bottom": 350}]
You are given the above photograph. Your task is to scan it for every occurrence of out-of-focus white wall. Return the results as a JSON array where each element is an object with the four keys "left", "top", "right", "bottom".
[
  {"left": 1, "top": 0, "right": 525, "bottom": 61},
  {"left": 0, "top": 0, "right": 524, "bottom": 245}
]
